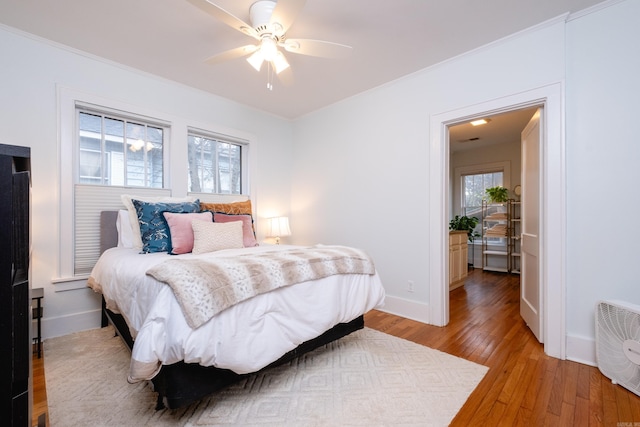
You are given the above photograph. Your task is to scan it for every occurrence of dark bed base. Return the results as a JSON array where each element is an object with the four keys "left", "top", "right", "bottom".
[{"left": 101, "top": 298, "right": 364, "bottom": 409}]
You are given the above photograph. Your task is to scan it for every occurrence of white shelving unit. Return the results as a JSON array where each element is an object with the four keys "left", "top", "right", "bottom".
[
  {"left": 481, "top": 199, "right": 521, "bottom": 274},
  {"left": 509, "top": 201, "right": 521, "bottom": 274},
  {"left": 481, "top": 200, "right": 509, "bottom": 273}
]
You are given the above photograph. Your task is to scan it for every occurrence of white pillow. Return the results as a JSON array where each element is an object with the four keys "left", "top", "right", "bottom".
[
  {"left": 192, "top": 220, "right": 244, "bottom": 254},
  {"left": 116, "top": 209, "right": 134, "bottom": 248},
  {"left": 121, "top": 194, "right": 197, "bottom": 250}
]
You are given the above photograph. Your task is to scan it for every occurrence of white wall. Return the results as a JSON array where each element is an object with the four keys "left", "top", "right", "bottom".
[
  {"left": 291, "top": 17, "right": 566, "bottom": 322},
  {"left": 564, "top": 0, "right": 640, "bottom": 364},
  {"left": 0, "top": 26, "right": 293, "bottom": 339},
  {"left": 292, "top": 0, "right": 640, "bottom": 364}
]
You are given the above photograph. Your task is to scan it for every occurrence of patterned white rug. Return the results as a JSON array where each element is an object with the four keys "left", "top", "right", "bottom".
[{"left": 45, "top": 325, "right": 488, "bottom": 426}]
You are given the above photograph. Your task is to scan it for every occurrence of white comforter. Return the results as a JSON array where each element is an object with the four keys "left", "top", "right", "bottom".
[{"left": 88, "top": 245, "right": 385, "bottom": 381}]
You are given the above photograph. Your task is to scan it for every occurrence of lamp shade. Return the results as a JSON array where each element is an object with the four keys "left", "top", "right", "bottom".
[{"left": 267, "top": 216, "right": 291, "bottom": 239}]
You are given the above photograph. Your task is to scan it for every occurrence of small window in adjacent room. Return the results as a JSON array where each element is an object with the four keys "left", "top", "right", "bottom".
[
  {"left": 187, "top": 131, "right": 245, "bottom": 195},
  {"left": 77, "top": 108, "right": 166, "bottom": 188},
  {"left": 462, "top": 171, "right": 503, "bottom": 210},
  {"left": 462, "top": 170, "right": 504, "bottom": 242}
]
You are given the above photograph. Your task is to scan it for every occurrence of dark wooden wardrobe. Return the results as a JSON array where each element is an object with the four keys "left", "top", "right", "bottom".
[{"left": 0, "top": 143, "right": 31, "bottom": 426}]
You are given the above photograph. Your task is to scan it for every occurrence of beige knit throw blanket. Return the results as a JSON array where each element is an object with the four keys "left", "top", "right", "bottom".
[{"left": 146, "top": 245, "right": 376, "bottom": 329}]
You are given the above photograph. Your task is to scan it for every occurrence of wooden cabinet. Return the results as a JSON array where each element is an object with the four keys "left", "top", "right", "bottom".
[
  {"left": 0, "top": 143, "right": 31, "bottom": 426},
  {"left": 449, "top": 231, "right": 468, "bottom": 291}
]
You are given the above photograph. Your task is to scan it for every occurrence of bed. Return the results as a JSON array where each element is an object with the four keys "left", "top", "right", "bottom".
[{"left": 88, "top": 204, "right": 386, "bottom": 409}]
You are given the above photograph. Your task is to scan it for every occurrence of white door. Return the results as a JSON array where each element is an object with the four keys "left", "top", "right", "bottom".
[{"left": 520, "top": 109, "right": 543, "bottom": 342}]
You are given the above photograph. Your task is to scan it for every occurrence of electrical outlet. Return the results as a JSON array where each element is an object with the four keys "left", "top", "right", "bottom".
[{"left": 407, "top": 280, "right": 414, "bottom": 292}]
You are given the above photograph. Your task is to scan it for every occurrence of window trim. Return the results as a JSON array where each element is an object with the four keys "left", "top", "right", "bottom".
[{"left": 57, "top": 86, "right": 175, "bottom": 285}]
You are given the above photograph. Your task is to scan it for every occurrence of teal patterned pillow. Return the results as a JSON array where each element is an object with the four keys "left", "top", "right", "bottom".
[{"left": 132, "top": 199, "right": 200, "bottom": 253}]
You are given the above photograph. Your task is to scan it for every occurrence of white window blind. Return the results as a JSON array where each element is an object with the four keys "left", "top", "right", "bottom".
[{"left": 74, "top": 184, "right": 170, "bottom": 275}]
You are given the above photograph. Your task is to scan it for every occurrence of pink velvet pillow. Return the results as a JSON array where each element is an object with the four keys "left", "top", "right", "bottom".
[
  {"left": 213, "top": 213, "right": 258, "bottom": 247},
  {"left": 163, "top": 211, "right": 213, "bottom": 254}
]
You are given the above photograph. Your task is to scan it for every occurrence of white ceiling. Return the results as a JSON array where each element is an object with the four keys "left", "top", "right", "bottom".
[{"left": 0, "top": 0, "right": 602, "bottom": 120}]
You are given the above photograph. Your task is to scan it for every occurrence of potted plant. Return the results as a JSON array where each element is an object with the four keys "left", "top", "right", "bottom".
[
  {"left": 449, "top": 215, "right": 480, "bottom": 242},
  {"left": 485, "top": 186, "right": 509, "bottom": 204}
]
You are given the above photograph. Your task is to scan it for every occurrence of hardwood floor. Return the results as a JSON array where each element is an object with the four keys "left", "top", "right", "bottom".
[
  {"left": 365, "top": 268, "right": 640, "bottom": 426},
  {"left": 32, "top": 268, "right": 640, "bottom": 426},
  {"left": 32, "top": 348, "right": 48, "bottom": 427}
]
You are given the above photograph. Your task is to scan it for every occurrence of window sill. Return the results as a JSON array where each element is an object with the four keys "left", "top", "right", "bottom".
[{"left": 51, "top": 276, "right": 89, "bottom": 292}]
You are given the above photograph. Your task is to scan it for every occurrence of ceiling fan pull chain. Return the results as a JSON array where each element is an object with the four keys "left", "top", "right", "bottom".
[{"left": 267, "top": 62, "right": 274, "bottom": 91}]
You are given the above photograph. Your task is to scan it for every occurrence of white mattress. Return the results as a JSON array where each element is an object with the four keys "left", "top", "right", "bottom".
[{"left": 88, "top": 245, "right": 386, "bottom": 381}]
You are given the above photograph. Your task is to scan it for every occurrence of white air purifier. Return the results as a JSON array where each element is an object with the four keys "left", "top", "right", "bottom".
[{"left": 595, "top": 300, "right": 640, "bottom": 397}]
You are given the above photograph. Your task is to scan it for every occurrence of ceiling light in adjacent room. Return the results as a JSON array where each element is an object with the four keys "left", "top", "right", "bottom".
[{"left": 470, "top": 118, "right": 491, "bottom": 126}]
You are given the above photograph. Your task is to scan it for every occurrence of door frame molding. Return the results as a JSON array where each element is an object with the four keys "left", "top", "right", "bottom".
[{"left": 428, "top": 82, "right": 566, "bottom": 359}]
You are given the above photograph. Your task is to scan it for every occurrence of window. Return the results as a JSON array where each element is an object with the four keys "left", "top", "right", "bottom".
[
  {"left": 187, "top": 131, "right": 244, "bottom": 194},
  {"left": 70, "top": 103, "right": 170, "bottom": 277},
  {"left": 77, "top": 108, "right": 165, "bottom": 188},
  {"left": 462, "top": 171, "right": 503, "bottom": 210},
  {"left": 462, "top": 170, "right": 504, "bottom": 243}
]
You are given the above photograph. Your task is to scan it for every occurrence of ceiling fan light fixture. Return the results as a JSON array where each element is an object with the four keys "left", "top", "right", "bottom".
[
  {"left": 246, "top": 50, "right": 264, "bottom": 71},
  {"left": 260, "top": 37, "right": 278, "bottom": 62},
  {"left": 272, "top": 51, "right": 290, "bottom": 74},
  {"left": 192, "top": 0, "right": 352, "bottom": 83}
]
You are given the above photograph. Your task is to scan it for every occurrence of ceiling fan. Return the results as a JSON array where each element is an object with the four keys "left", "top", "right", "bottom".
[{"left": 188, "top": 0, "right": 352, "bottom": 85}]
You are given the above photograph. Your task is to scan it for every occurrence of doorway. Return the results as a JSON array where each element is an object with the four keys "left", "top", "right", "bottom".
[
  {"left": 449, "top": 107, "right": 537, "bottom": 270},
  {"left": 428, "top": 83, "right": 566, "bottom": 359},
  {"left": 448, "top": 106, "right": 538, "bottom": 335}
]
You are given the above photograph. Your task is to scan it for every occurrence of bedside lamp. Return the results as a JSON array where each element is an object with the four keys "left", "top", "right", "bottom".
[{"left": 267, "top": 216, "right": 291, "bottom": 244}]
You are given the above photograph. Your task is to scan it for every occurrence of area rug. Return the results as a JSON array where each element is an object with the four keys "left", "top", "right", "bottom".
[{"left": 44, "top": 326, "right": 488, "bottom": 426}]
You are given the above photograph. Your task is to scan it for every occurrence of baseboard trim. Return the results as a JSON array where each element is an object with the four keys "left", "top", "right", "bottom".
[
  {"left": 376, "top": 295, "right": 430, "bottom": 324},
  {"left": 42, "top": 308, "right": 103, "bottom": 340},
  {"left": 566, "top": 334, "right": 597, "bottom": 367}
]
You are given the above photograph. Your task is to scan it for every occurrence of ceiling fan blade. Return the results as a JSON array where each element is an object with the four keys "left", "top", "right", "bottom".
[
  {"left": 269, "top": 0, "right": 306, "bottom": 35},
  {"left": 187, "top": 0, "right": 258, "bottom": 39},
  {"left": 204, "top": 45, "right": 259, "bottom": 65},
  {"left": 281, "top": 39, "right": 352, "bottom": 58}
]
